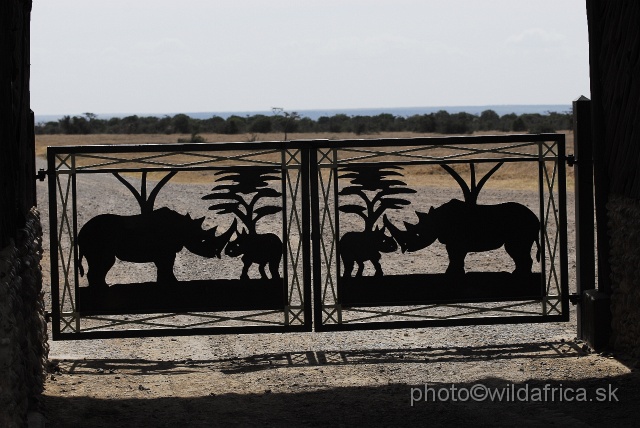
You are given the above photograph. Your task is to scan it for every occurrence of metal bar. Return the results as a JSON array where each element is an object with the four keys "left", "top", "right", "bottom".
[
  {"left": 47, "top": 133, "right": 564, "bottom": 158},
  {"left": 309, "top": 148, "right": 323, "bottom": 331},
  {"left": 332, "top": 149, "right": 342, "bottom": 325},
  {"left": 294, "top": 133, "right": 564, "bottom": 149},
  {"left": 336, "top": 145, "right": 542, "bottom": 165},
  {"left": 47, "top": 140, "right": 286, "bottom": 155},
  {"left": 538, "top": 142, "right": 547, "bottom": 315},
  {"left": 48, "top": 148, "right": 61, "bottom": 339},
  {"left": 281, "top": 148, "right": 289, "bottom": 325},
  {"left": 333, "top": 149, "right": 341, "bottom": 311},
  {"left": 301, "top": 148, "right": 313, "bottom": 331},
  {"left": 285, "top": 160, "right": 304, "bottom": 321},
  {"left": 338, "top": 154, "right": 542, "bottom": 166},
  {"left": 71, "top": 155, "right": 80, "bottom": 333},
  {"left": 54, "top": 323, "right": 311, "bottom": 340},
  {"left": 314, "top": 314, "right": 568, "bottom": 332},
  {"left": 71, "top": 150, "right": 282, "bottom": 171},
  {"left": 82, "top": 310, "right": 286, "bottom": 330},
  {"left": 558, "top": 135, "right": 570, "bottom": 317}
]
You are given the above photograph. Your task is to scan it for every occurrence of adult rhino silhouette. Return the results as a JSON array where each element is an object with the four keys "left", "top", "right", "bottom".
[
  {"left": 78, "top": 207, "right": 236, "bottom": 287},
  {"left": 384, "top": 200, "right": 540, "bottom": 275},
  {"left": 383, "top": 163, "right": 541, "bottom": 275}
]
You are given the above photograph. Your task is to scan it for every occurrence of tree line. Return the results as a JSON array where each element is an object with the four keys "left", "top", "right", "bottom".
[{"left": 35, "top": 109, "right": 572, "bottom": 136}]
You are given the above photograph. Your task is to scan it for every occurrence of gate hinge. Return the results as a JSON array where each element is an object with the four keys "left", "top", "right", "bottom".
[
  {"left": 569, "top": 293, "right": 581, "bottom": 305},
  {"left": 36, "top": 168, "right": 48, "bottom": 181},
  {"left": 566, "top": 154, "right": 576, "bottom": 167}
]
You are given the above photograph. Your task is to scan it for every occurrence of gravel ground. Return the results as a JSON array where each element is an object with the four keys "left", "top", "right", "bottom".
[{"left": 35, "top": 156, "right": 640, "bottom": 427}]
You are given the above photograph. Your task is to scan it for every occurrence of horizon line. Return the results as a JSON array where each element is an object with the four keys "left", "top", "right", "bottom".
[{"left": 35, "top": 103, "right": 573, "bottom": 121}]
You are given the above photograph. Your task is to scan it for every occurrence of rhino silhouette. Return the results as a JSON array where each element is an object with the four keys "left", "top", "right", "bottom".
[
  {"left": 339, "top": 226, "right": 397, "bottom": 277},
  {"left": 225, "top": 229, "right": 282, "bottom": 280},
  {"left": 384, "top": 199, "right": 540, "bottom": 275},
  {"left": 77, "top": 207, "right": 235, "bottom": 287}
]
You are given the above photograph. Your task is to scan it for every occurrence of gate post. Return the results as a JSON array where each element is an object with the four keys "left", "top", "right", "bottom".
[{"left": 573, "top": 96, "right": 611, "bottom": 349}]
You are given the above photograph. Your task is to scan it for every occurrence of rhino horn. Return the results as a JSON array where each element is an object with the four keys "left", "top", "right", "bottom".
[
  {"left": 383, "top": 215, "right": 408, "bottom": 253},
  {"left": 194, "top": 216, "right": 206, "bottom": 228},
  {"left": 217, "top": 219, "right": 237, "bottom": 244},
  {"left": 416, "top": 210, "right": 431, "bottom": 223}
]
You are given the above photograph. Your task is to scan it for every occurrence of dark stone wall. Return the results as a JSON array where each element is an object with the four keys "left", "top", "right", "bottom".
[
  {"left": 0, "top": 209, "right": 48, "bottom": 427},
  {"left": 0, "top": 0, "right": 36, "bottom": 249},
  {"left": 0, "top": 1, "right": 48, "bottom": 425},
  {"left": 587, "top": 0, "right": 640, "bottom": 352},
  {"left": 588, "top": 0, "right": 640, "bottom": 199},
  {"left": 607, "top": 195, "right": 640, "bottom": 355}
]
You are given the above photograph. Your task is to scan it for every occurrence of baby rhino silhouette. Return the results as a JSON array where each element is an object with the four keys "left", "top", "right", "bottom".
[
  {"left": 225, "top": 229, "right": 283, "bottom": 280},
  {"left": 339, "top": 226, "right": 397, "bottom": 277},
  {"left": 77, "top": 207, "right": 235, "bottom": 287}
]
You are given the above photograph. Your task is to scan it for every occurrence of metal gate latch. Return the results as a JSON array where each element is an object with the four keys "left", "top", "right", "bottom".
[{"left": 36, "top": 168, "right": 48, "bottom": 181}]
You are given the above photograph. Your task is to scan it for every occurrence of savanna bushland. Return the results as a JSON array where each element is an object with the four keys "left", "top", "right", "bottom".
[{"left": 36, "top": 109, "right": 571, "bottom": 137}]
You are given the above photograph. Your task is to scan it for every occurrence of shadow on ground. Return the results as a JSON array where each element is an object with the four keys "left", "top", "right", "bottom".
[
  {"left": 43, "top": 341, "right": 640, "bottom": 427},
  {"left": 54, "top": 341, "right": 583, "bottom": 376},
  {"left": 43, "top": 375, "right": 639, "bottom": 427}
]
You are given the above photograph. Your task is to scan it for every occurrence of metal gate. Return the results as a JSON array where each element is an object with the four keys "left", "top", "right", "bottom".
[
  {"left": 310, "top": 134, "right": 568, "bottom": 331},
  {"left": 48, "top": 134, "right": 568, "bottom": 339}
]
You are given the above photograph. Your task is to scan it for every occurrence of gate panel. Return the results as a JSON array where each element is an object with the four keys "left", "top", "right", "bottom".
[
  {"left": 310, "top": 134, "right": 569, "bottom": 331},
  {"left": 48, "top": 141, "right": 311, "bottom": 339},
  {"left": 48, "top": 134, "right": 569, "bottom": 339}
]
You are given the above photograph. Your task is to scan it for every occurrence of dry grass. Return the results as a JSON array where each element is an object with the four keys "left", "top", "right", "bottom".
[{"left": 36, "top": 131, "right": 574, "bottom": 190}]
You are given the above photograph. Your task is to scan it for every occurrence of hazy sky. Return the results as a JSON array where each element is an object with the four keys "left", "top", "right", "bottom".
[{"left": 30, "top": 0, "right": 589, "bottom": 115}]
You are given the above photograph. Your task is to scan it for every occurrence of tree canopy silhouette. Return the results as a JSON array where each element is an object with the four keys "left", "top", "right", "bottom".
[
  {"left": 202, "top": 166, "right": 282, "bottom": 234},
  {"left": 338, "top": 166, "right": 416, "bottom": 231}
]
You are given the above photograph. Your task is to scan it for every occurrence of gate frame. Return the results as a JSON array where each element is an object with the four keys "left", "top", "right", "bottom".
[
  {"left": 47, "top": 141, "right": 313, "bottom": 339},
  {"left": 47, "top": 134, "right": 570, "bottom": 339},
  {"left": 307, "top": 133, "right": 569, "bottom": 332}
]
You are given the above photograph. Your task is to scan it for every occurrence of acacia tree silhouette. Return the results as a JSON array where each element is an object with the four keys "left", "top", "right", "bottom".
[
  {"left": 201, "top": 166, "right": 282, "bottom": 233},
  {"left": 271, "top": 107, "right": 300, "bottom": 141},
  {"left": 339, "top": 166, "right": 416, "bottom": 231},
  {"left": 113, "top": 171, "right": 177, "bottom": 214},
  {"left": 440, "top": 162, "right": 504, "bottom": 205}
]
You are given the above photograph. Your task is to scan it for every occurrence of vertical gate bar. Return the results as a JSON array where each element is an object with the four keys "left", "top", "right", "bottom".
[
  {"left": 301, "top": 146, "right": 312, "bottom": 330},
  {"left": 281, "top": 147, "right": 289, "bottom": 325},
  {"left": 332, "top": 148, "right": 342, "bottom": 324},
  {"left": 538, "top": 141, "right": 547, "bottom": 315},
  {"left": 557, "top": 135, "right": 570, "bottom": 317},
  {"left": 309, "top": 147, "right": 323, "bottom": 330},
  {"left": 573, "top": 97, "right": 596, "bottom": 333},
  {"left": 71, "top": 154, "right": 80, "bottom": 332},
  {"left": 48, "top": 149, "right": 61, "bottom": 339},
  {"left": 333, "top": 148, "right": 341, "bottom": 310}
]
